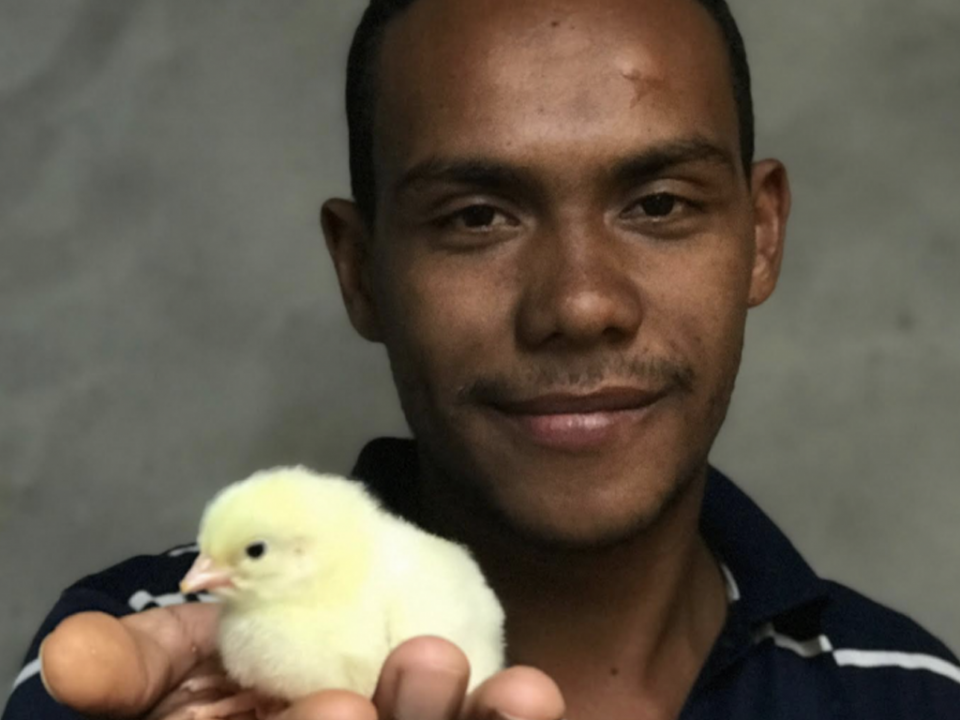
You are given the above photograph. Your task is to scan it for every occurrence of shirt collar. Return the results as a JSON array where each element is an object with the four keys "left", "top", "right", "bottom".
[
  {"left": 701, "top": 466, "right": 829, "bottom": 632},
  {"left": 352, "top": 438, "right": 829, "bottom": 632}
]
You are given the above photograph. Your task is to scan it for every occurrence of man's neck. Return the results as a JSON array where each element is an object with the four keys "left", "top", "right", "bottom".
[{"left": 417, "top": 463, "right": 727, "bottom": 720}]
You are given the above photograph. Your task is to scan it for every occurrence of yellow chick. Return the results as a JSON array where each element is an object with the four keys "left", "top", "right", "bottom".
[{"left": 180, "top": 466, "right": 505, "bottom": 704}]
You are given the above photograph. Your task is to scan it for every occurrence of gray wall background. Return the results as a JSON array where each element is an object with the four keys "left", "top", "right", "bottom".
[{"left": 1, "top": 0, "right": 958, "bottom": 690}]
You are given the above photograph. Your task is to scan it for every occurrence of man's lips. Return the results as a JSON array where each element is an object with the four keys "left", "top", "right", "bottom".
[
  {"left": 486, "top": 387, "right": 670, "bottom": 452},
  {"left": 491, "top": 386, "right": 668, "bottom": 415}
]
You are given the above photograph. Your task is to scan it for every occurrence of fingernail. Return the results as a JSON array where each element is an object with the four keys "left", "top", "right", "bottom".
[{"left": 395, "top": 667, "right": 464, "bottom": 720}]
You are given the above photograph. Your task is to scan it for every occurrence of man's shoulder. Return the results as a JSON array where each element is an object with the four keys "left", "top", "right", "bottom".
[
  {"left": 701, "top": 469, "right": 960, "bottom": 715},
  {"left": 811, "top": 579, "right": 960, "bottom": 712},
  {"left": 819, "top": 579, "right": 958, "bottom": 662}
]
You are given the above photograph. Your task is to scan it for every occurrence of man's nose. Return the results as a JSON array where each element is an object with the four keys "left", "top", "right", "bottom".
[{"left": 515, "top": 221, "right": 644, "bottom": 349}]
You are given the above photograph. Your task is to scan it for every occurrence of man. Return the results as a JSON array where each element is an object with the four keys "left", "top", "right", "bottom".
[{"left": 4, "top": 0, "right": 958, "bottom": 718}]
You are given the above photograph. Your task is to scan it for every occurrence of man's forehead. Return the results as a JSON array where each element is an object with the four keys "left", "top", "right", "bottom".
[
  {"left": 377, "top": 0, "right": 725, "bottom": 84},
  {"left": 373, "top": 0, "right": 738, "bottom": 180}
]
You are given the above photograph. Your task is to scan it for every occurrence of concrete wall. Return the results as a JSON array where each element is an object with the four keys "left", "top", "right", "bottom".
[{"left": 1, "top": 0, "right": 958, "bottom": 689}]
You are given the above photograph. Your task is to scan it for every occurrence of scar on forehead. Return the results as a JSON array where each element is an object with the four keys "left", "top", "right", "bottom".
[{"left": 618, "top": 65, "right": 660, "bottom": 107}]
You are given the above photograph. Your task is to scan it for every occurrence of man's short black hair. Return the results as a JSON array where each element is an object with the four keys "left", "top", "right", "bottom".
[{"left": 346, "top": 0, "right": 754, "bottom": 223}]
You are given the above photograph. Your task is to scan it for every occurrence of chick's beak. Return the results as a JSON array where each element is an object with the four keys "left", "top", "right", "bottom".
[{"left": 180, "top": 554, "right": 234, "bottom": 594}]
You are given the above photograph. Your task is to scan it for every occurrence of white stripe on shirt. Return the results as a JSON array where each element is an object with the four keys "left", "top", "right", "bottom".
[
  {"left": 753, "top": 622, "right": 834, "bottom": 658},
  {"left": 11, "top": 658, "right": 41, "bottom": 692},
  {"left": 720, "top": 563, "right": 742, "bottom": 603},
  {"left": 128, "top": 589, "right": 218, "bottom": 611},
  {"left": 754, "top": 623, "right": 960, "bottom": 686},
  {"left": 834, "top": 649, "right": 960, "bottom": 686},
  {"left": 167, "top": 544, "right": 199, "bottom": 557}
]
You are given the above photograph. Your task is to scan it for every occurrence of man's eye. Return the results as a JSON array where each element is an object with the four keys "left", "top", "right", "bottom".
[
  {"left": 631, "top": 193, "right": 681, "bottom": 218},
  {"left": 459, "top": 205, "right": 498, "bottom": 228},
  {"left": 440, "top": 204, "right": 516, "bottom": 231}
]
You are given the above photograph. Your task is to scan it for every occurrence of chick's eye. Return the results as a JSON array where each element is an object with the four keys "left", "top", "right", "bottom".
[{"left": 245, "top": 542, "right": 267, "bottom": 560}]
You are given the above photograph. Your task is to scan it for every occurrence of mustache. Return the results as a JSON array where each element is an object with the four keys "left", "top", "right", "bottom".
[{"left": 458, "top": 354, "right": 696, "bottom": 404}]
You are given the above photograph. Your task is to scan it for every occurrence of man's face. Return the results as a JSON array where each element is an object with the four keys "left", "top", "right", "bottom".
[{"left": 326, "top": 0, "right": 788, "bottom": 547}]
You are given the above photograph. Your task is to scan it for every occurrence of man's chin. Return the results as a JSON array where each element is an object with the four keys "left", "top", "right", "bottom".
[
  {"left": 416, "top": 420, "right": 709, "bottom": 555},
  {"left": 483, "top": 469, "right": 700, "bottom": 555},
  {"left": 494, "top": 512, "right": 664, "bottom": 554}
]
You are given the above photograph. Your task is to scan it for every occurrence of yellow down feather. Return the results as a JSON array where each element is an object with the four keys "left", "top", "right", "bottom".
[{"left": 189, "top": 466, "right": 505, "bottom": 701}]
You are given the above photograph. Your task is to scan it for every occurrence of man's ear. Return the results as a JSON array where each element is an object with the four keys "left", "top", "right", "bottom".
[
  {"left": 321, "top": 199, "right": 383, "bottom": 342},
  {"left": 747, "top": 160, "right": 791, "bottom": 308}
]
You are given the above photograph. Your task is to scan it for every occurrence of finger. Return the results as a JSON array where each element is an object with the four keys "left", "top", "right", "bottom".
[
  {"left": 147, "top": 702, "right": 256, "bottom": 720},
  {"left": 142, "top": 660, "right": 234, "bottom": 720},
  {"left": 277, "top": 690, "right": 377, "bottom": 720},
  {"left": 373, "top": 636, "right": 470, "bottom": 720},
  {"left": 149, "top": 705, "right": 257, "bottom": 720},
  {"left": 40, "top": 604, "right": 221, "bottom": 718},
  {"left": 462, "top": 666, "right": 565, "bottom": 720}
]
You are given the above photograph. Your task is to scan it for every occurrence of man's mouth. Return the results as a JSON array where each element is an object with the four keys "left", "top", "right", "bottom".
[{"left": 487, "top": 386, "right": 670, "bottom": 452}]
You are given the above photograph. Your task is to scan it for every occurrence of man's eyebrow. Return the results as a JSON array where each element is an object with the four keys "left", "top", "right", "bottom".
[
  {"left": 393, "top": 138, "right": 737, "bottom": 198},
  {"left": 611, "top": 138, "right": 738, "bottom": 186},
  {"left": 393, "top": 158, "right": 534, "bottom": 198}
]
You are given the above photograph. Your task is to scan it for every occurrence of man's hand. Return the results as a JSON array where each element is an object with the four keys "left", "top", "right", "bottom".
[
  {"left": 40, "top": 605, "right": 565, "bottom": 720},
  {"left": 40, "top": 604, "right": 244, "bottom": 720}
]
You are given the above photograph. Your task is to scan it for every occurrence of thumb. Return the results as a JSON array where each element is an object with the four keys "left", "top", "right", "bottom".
[
  {"left": 40, "top": 603, "right": 221, "bottom": 718},
  {"left": 462, "top": 666, "right": 566, "bottom": 720}
]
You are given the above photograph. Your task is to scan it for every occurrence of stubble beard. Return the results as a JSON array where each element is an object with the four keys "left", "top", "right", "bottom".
[{"left": 389, "top": 337, "right": 744, "bottom": 555}]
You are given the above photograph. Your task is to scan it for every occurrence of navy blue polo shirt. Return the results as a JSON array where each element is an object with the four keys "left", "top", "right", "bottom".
[{"left": 5, "top": 438, "right": 959, "bottom": 718}]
